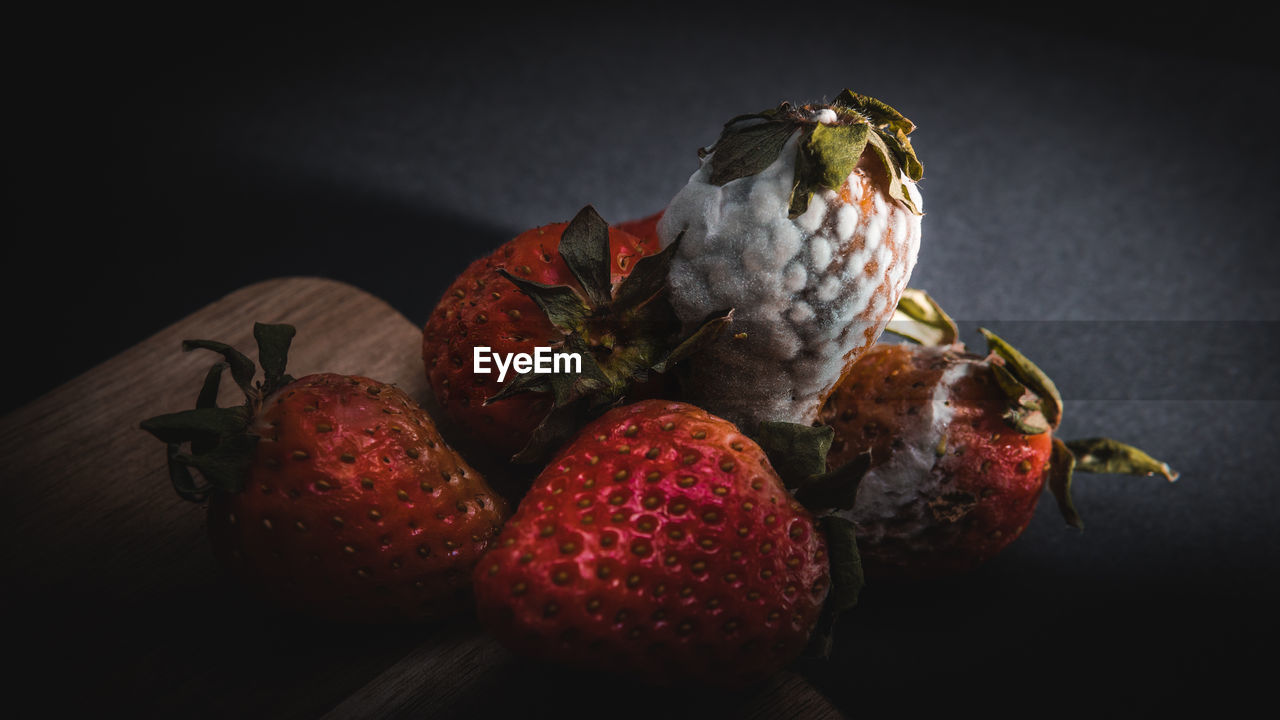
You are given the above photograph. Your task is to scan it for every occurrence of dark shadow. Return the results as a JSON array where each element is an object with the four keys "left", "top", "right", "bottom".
[{"left": 4, "top": 160, "right": 512, "bottom": 415}]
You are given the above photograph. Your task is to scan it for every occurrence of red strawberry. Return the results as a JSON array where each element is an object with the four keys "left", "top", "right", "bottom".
[
  {"left": 423, "top": 207, "right": 653, "bottom": 460},
  {"left": 424, "top": 206, "right": 728, "bottom": 464},
  {"left": 472, "top": 399, "right": 841, "bottom": 686},
  {"left": 142, "top": 323, "right": 509, "bottom": 622},
  {"left": 819, "top": 291, "right": 1177, "bottom": 579}
]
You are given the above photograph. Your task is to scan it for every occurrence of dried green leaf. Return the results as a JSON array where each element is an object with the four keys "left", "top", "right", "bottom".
[
  {"left": 721, "top": 108, "right": 783, "bottom": 129},
  {"left": 1065, "top": 437, "right": 1179, "bottom": 482},
  {"left": 806, "top": 123, "right": 870, "bottom": 189},
  {"left": 140, "top": 406, "right": 251, "bottom": 445},
  {"left": 182, "top": 339, "right": 256, "bottom": 397},
  {"left": 709, "top": 120, "right": 799, "bottom": 186},
  {"left": 821, "top": 514, "right": 864, "bottom": 611},
  {"left": 612, "top": 233, "right": 680, "bottom": 310},
  {"left": 806, "top": 514, "right": 865, "bottom": 658},
  {"left": 979, "top": 328, "right": 1063, "bottom": 429},
  {"left": 895, "top": 128, "right": 924, "bottom": 181},
  {"left": 789, "top": 123, "right": 870, "bottom": 218},
  {"left": 1048, "top": 437, "right": 1083, "bottom": 529},
  {"left": 991, "top": 361, "right": 1050, "bottom": 434},
  {"left": 175, "top": 434, "right": 258, "bottom": 495},
  {"left": 832, "top": 89, "right": 915, "bottom": 135},
  {"left": 193, "top": 362, "right": 228, "bottom": 454},
  {"left": 990, "top": 361, "right": 1030, "bottom": 406},
  {"left": 885, "top": 288, "right": 958, "bottom": 346},
  {"left": 794, "top": 451, "right": 872, "bottom": 512},
  {"left": 253, "top": 322, "right": 296, "bottom": 394},
  {"left": 559, "top": 335, "right": 613, "bottom": 404},
  {"left": 652, "top": 307, "right": 734, "bottom": 374},
  {"left": 166, "top": 442, "right": 212, "bottom": 502},
  {"left": 195, "top": 362, "right": 226, "bottom": 410},
  {"left": 755, "top": 421, "right": 834, "bottom": 487},
  {"left": 498, "top": 269, "right": 590, "bottom": 332},
  {"left": 865, "top": 131, "right": 921, "bottom": 215},
  {"left": 558, "top": 206, "right": 612, "bottom": 307}
]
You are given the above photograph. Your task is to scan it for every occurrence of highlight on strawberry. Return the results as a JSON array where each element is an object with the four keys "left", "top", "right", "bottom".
[
  {"left": 818, "top": 290, "right": 1178, "bottom": 580},
  {"left": 423, "top": 206, "right": 730, "bottom": 465},
  {"left": 657, "top": 89, "right": 925, "bottom": 432},
  {"left": 141, "top": 323, "right": 510, "bottom": 622}
]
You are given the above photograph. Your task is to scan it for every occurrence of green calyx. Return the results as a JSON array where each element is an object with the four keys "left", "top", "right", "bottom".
[
  {"left": 979, "top": 327, "right": 1063, "bottom": 435},
  {"left": 974, "top": 320, "right": 1177, "bottom": 530},
  {"left": 754, "top": 421, "right": 871, "bottom": 512},
  {"left": 887, "top": 291, "right": 1061, "bottom": 435},
  {"left": 885, "top": 288, "right": 959, "bottom": 346},
  {"left": 1048, "top": 437, "right": 1180, "bottom": 530},
  {"left": 753, "top": 420, "right": 870, "bottom": 657},
  {"left": 140, "top": 322, "right": 298, "bottom": 502},
  {"left": 487, "top": 205, "right": 733, "bottom": 464},
  {"left": 703, "top": 89, "right": 924, "bottom": 218}
]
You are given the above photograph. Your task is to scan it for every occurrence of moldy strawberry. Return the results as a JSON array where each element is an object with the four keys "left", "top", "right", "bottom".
[{"left": 820, "top": 291, "right": 1178, "bottom": 579}]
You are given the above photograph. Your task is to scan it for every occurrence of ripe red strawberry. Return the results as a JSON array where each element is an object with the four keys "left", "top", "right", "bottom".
[
  {"left": 142, "top": 323, "right": 509, "bottom": 622},
  {"left": 424, "top": 206, "right": 729, "bottom": 464},
  {"left": 423, "top": 206, "right": 655, "bottom": 461},
  {"left": 472, "top": 399, "right": 840, "bottom": 686},
  {"left": 819, "top": 291, "right": 1177, "bottom": 579}
]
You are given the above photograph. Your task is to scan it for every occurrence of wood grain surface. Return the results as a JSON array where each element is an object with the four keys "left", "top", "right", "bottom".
[{"left": 1, "top": 277, "right": 844, "bottom": 719}]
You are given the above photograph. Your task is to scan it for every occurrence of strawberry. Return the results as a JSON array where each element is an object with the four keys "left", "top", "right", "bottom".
[
  {"left": 657, "top": 90, "right": 925, "bottom": 431},
  {"left": 424, "top": 205, "right": 727, "bottom": 463},
  {"left": 819, "top": 291, "right": 1178, "bottom": 579},
  {"left": 141, "top": 323, "right": 509, "bottom": 622},
  {"left": 472, "top": 399, "right": 852, "bottom": 686}
]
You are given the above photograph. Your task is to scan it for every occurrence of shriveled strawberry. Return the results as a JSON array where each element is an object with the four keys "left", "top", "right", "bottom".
[
  {"left": 820, "top": 291, "right": 1178, "bottom": 579},
  {"left": 142, "top": 323, "right": 509, "bottom": 622},
  {"left": 424, "top": 206, "right": 728, "bottom": 464},
  {"left": 472, "top": 399, "right": 835, "bottom": 686}
]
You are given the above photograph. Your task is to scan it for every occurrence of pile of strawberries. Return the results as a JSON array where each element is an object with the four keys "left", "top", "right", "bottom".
[{"left": 143, "top": 90, "right": 1176, "bottom": 687}]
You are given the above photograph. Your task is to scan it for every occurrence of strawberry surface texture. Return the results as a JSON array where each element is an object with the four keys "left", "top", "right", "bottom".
[
  {"left": 473, "top": 399, "right": 830, "bottom": 686},
  {"left": 822, "top": 344, "right": 1051, "bottom": 578},
  {"left": 141, "top": 324, "right": 511, "bottom": 623},
  {"left": 423, "top": 218, "right": 655, "bottom": 459},
  {"left": 819, "top": 296, "right": 1177, "bottom": 580},
  {"left": 210, "top": 374, "right": 510, "bottom": 621},
  {"left": 658, "top": 91, "right": 924, "bottom": 431}
]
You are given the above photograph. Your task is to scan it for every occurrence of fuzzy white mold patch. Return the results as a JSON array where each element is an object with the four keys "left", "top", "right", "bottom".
[
  {"left": 838, "top": 361, "right": 971, "bottom": 547},
  {"left": 658, "top": 132, "right": 923, "bottom": 429}
]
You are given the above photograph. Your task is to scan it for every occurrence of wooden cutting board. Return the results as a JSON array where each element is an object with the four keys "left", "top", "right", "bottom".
[{"left": 0, "top": 277, "right": 844, "bottom": 719}]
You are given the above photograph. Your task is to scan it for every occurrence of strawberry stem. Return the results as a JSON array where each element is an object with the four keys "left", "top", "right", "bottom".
[{"left": 142, "top": 323, "right": 299, "bottom": 503}]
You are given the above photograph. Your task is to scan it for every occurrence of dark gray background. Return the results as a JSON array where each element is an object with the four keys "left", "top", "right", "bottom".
[{"left": 10, "top": 3, "right": 1279, "bottom": 717}]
